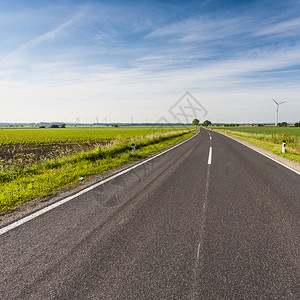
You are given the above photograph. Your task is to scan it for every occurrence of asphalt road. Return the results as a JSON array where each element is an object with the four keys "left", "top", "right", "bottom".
[{"left": 0, "top": 129, "right": 299, "bottom": 299}]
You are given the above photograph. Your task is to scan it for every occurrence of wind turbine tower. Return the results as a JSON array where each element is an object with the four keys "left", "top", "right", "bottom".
[{"left": 273, "top": 99, "right": 285, "bottom": 126}]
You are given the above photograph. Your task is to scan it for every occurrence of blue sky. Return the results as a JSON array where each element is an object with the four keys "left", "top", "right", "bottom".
[{"left": 0, "top": 0, "right": 299, "bottom": 123}]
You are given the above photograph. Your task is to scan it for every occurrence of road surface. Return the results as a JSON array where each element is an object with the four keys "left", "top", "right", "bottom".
[{"left": 0, "top": 129, "right": 299, "bottom": 299}]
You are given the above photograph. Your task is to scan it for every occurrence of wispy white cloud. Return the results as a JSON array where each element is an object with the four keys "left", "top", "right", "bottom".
[
  {"left": 146, "top": 10, "right": 300, "bottom": 49},
  {"left": 147, "top": 15, "right": 243, "bottom": 43},
  {"left": 254, "top": 16, "right": 300, "bottom": 37},
  {"left": 2, "top": 10, "right": 85, "bottom": 67}
]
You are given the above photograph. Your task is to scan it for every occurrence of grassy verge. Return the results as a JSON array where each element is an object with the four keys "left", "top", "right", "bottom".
[
  {"left": 0, "top": 130, "right": 195, "bottom": 213},
  {"left": 211, "top": 129, "right": 300, "bottom": 164}
]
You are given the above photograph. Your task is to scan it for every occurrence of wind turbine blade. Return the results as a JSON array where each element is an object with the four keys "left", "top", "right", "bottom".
[
  {"left": 279, "top": 101, "right": 286, "bottom": 105},
  {"left": 273, "top": 99, "right": 279, "bottom": 105}
]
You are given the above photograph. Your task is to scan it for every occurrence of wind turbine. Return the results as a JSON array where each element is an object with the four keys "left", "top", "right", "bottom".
[{"left": 273, "top": 99, "right": 285, "bottom": 126}]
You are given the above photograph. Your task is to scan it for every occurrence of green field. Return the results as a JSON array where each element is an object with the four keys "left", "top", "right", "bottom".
[
  {"left": 0, "top": 126, "right": 195, "bottom": 213},
  {"left": 0, "top": 126, "right": 190, "bottom": 169},
  {"left": 215, "top": 126, "right": 300, "bottom": 137},
  {"left": 0, "top": 126, "right": 185, "bottom": 145}
]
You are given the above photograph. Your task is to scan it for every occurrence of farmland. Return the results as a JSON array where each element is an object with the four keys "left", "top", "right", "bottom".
[
  {"left": 0, "top": 127, "right": 181, "bottom": 144},
  {"left": 214, "top": 126, "right": 300, "bottom": 137},
  {"left": 0, "top": 126, "right": 194, "bottom": 213},
  {"left": 0, "top": 126, "right": 186, "bottom": 169}
]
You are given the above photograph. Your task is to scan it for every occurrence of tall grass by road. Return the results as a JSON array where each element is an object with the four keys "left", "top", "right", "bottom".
[{"left": 0, "top": 129, "right": 194, "bottom": 213}]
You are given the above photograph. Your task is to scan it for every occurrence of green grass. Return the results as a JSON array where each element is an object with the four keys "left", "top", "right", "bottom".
[
  {"left": 0, "top": 126, "right": 189, "bottom": 145},
  {"left": 215, "top": 126, "right": 300, "bottom": 137},
  {"left": 210, "top": 127, "right": 300, "bottom": 164},
  {"left": 0, "top": 129, "right": 195, "bottom": 213},
  {"left": 0, "top": 126, "right": 191, "bottom": 169}
]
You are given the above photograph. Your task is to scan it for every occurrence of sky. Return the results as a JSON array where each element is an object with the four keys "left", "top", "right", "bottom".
[{"left": 0, "top": 0, "right": 299, "bottom": 124}]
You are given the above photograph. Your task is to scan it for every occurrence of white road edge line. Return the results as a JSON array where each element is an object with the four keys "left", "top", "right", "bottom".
[
  {"left": 0, "top": 131, "right": 200, "bottom": 236},
  {"left": 207, "top": 147, "right": 212, "bottom": 165},
  {"left": 213, "top": 131, "right": 300, "bottom": 176}
]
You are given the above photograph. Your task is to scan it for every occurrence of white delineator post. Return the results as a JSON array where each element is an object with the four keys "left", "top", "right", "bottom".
[
  {"left": 282, "top": 140, "right": 286, "bottom": 153},
  {"left": 131, "top": 143, "right": 135, "bottom": 154}
]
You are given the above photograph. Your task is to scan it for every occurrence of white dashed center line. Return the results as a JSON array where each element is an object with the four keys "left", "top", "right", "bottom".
[{"left": 207, "top": 147, "right": 212, "bottom": 165}]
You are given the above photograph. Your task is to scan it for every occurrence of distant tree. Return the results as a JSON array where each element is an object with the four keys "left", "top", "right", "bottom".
[
  {"left": 278, "top": 122, "right": 287, "bottom": 127},
  {"left": 202, "top": 120, "right": 212, "bottom": 127},
  {"left": 294, "top": 121, "right": 300, "bottom": 127},
  {"left": 39, "top": 126, "right": 45, "bottom": 128},
  {"left": 192, "top": 119, "right": 200, "bottom": 129},
  {"left": 60, "top": 123, "right": 66, "bottom": 128},
  {"left": 50, "top": 124, "right": 59, "bottom": 128}
]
